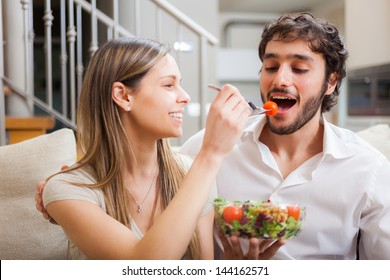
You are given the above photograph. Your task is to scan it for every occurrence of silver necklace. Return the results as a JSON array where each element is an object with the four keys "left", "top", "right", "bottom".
[{"left": 128, "top": 166, "right": 158, "bottom": 213}]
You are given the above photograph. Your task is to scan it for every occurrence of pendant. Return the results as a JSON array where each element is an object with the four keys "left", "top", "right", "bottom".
[{"left": 137, "top": 205, "right": 142, "bottom": 213}]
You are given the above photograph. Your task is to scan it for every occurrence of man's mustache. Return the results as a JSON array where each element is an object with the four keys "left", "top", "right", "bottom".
[{"left": 269, "top": 87, "right": 290, "bottom": 94}]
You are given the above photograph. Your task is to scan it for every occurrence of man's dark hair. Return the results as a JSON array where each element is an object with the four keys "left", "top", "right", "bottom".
[{"left": 258, "top": 12, "right": 348, "bottom": 112}]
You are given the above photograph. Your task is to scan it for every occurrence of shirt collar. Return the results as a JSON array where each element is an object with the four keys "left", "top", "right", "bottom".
[
  {"left": 241, "top": 115, "right": 266, "bottom": 143},
  {"left": 240, "top": 114, "right": 355, "bottom": 159},
  {"left": 322, "top": 115, "right": 355, "bottom": 159}
]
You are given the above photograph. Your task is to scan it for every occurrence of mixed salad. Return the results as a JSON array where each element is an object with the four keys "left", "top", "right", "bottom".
[{"left": 214, "top": 198, "right": 305, "bottom": 240}]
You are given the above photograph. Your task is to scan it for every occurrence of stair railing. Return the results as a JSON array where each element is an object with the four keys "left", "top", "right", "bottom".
[{"left": 0, "top": 0, "right": 218, "bottom": 146}]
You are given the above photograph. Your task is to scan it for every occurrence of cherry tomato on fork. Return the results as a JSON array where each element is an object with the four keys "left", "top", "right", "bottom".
[
  {"left": 222, "top": 205, "right": 243, "bottom": 224},
  {"left": 263, "top": 101, "right": 278, "bottom": 116}
]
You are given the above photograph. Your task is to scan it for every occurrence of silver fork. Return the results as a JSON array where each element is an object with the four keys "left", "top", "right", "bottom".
[{"left": 208, "top": 84, "right": 271, "bottom": 115}]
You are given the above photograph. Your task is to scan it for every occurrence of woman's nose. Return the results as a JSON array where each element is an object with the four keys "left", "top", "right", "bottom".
[{"left": 178, "top": 88, "right": 191, "bottom": 104}]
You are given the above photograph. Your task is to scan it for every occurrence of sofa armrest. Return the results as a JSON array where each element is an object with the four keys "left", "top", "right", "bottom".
[
  {"left": 356, "top": 124, "right": 390, "bottom": 160},
  {"left": 0, "top": 128, "right": 76, "bottom": 259}
]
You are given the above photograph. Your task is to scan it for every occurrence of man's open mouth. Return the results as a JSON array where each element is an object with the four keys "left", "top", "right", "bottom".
[{"left": 270, "top": 96, "right": 297, "bottom": 111}]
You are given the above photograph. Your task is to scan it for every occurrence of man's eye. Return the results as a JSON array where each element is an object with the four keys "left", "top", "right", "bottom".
[
  {"left": 264, "top": 67, "right": 278, "bottom": 72},
  {"left": 293, "top": 68, "right": 308, "bottom": 74},
  {"left": 164, "top": 84, "right": 173, "bottom": 88}
]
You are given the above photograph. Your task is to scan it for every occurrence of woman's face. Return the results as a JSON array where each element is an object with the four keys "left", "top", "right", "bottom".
[{"left": 127, "top": 54, "right": 191, "bottom": 140}]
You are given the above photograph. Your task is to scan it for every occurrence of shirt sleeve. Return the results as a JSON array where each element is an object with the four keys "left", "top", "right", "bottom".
[
  {"left": 42, "top": 169, "right": 105, "bottom": 210},
  {"left": 179, "top": 129, "right": 205, "bottom": 157},
  {"left": 359, "top": 158, "right": 390, "bottom": 259}
]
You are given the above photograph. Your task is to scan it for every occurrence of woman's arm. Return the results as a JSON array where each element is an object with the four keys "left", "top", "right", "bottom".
[{"left": 197, "top": 210, "right": 215, "bottom": 260}]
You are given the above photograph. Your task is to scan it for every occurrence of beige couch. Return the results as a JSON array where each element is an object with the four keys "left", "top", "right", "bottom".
[
  {"left": 0, "top": 124, "right": 388, "bottom": 260},
  {"left": 356, "top": 124, "right": 390, "bottom": 159},
  {"left": 0, "top": 128, "right": 76, "bottom": 259}
]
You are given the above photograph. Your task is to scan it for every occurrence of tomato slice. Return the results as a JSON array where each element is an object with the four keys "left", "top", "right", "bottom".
[
  {"left": 222, "top": 205, "right": 243, "bottom": 224},
  {"left": 287, "top": 205, "right": 300, "bottom": 220},
  {"left": 263, "top": 101, "right": 278, "bottom": 116}
]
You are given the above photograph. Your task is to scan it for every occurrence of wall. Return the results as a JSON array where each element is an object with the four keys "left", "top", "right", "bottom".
[
  {"left": 311, "top": 2, "right": 345, "bottom": 126},
  {"left": 165, "top": 0, "right": 220, "bottom": 144},
  {"left": 345, "top": 0, "right": 390, "bottom": 70},
  {"left": 311, "top": 1, "right": 345, "bottom": 35},
  {"left": 217, "top": 13, "right": 279, "bottom": 108},
  {"left": 343, "top": 0, "right": 390, "bottom": 131}
]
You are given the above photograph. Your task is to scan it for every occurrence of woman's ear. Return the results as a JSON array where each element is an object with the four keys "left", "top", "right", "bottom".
[{"left": 111, "top": 82, "right": 132, "bottom": 112}]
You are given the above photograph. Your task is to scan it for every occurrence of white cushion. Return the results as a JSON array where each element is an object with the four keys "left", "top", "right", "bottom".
[
  {"left": 0, "top": 128, "right": 76, "bottom": 259},
  {"left": 356, "top": 124, "right": 390, "bottom": 160}
]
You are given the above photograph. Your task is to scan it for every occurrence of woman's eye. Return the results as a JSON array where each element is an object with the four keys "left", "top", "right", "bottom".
[{"left": 164, "top": 84, "right": 173, "bottom": 88}]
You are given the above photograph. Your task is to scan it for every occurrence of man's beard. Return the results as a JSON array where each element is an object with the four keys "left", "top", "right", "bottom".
[{"left": 265, "top": 80, "right": 328, "bottom": 135}]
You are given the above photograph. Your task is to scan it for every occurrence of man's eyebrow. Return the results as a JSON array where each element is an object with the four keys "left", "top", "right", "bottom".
[
  {"left": 263, "top": 53, "right": 278, "bottom": 60},
  {"left": 288, "top": 54, "right": 314, "bottom": 61},
  {"left": 263, "top": 53, "right": 314, "bottom": 61}
]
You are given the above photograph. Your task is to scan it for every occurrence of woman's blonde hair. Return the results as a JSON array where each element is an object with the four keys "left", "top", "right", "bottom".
[{"left": 61, "top": 37, "right": 200, "bottom": 259}]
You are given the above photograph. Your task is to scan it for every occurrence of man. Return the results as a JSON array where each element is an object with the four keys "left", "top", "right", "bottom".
[{"left": 180, "top": 12, "right": 390, "bottom": 259}]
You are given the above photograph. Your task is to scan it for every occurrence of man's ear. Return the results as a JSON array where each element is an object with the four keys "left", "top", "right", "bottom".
[
  {"left": 111, "top": 82, "right": 132, "bottom": 111},
  {"left": 325, "top": 73, "right": 339, "bottom": 96}
]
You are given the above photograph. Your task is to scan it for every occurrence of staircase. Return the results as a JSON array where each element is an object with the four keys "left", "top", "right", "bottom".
[{"left": 0, "top": 0, "right": 218, "bottom": 146}]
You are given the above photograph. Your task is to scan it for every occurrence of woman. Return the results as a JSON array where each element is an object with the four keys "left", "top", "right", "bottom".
[{"left": 40, "top": 37, "right": 250, "bottom": 259}]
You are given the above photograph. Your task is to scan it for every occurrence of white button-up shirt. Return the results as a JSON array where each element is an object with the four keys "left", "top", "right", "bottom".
[{"left": 180, "top": 115, "right": 390, "bottom": 259}]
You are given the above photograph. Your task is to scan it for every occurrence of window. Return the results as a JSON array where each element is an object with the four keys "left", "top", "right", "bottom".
[{"left": 348, "top": 64, "right": 390, "bottom": 116}]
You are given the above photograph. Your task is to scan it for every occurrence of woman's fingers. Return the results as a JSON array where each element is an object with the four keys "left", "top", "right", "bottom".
[
  {"left": 35, "top": 180, "right": 51, "bottom": 220},
  {"left": 210, "top": 84, "right": 249, "bottom": 118},
  {"left": 61, "top": 165, "right": 69, "bottom": 171},
  {"left": 220, "top": 231, "right": 285, "bottom": 260},
  {"left": 258, "top": 239, "right": 286, "bottom": 260},
  {"left": 246, "top": 238, "right": 260, "bottom": 259},
  {"left": 35, "top": 166, "right": 67, "bottom": 220},
  {"left": 219, "top": 231, "right": 245, "bottom": 260},
  {"left": 229, "top": 236, "right": 245, "bottom": 259},
  {"left": 202, "top": 84, "right": 250, "bottom": 157}
]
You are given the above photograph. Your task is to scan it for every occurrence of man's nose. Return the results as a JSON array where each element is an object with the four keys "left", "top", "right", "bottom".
[{"left": 273, "top": 66, "right": 292, "bottom": 88}]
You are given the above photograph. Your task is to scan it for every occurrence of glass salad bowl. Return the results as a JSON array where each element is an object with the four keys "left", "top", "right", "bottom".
[{"left": 214, "top": 198, "right": 305, "bottom": 240}]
